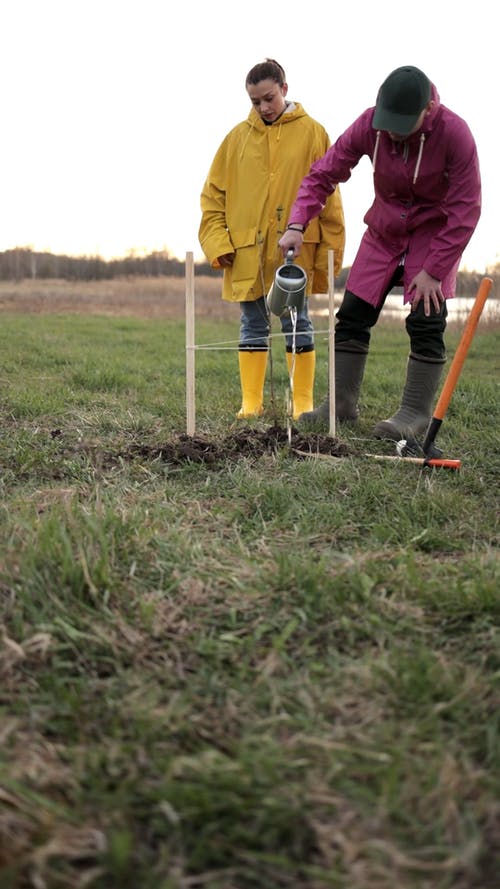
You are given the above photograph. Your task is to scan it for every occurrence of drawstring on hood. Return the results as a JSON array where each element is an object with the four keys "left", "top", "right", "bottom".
[
  {"left": 240, "top": 118, "right": 256, "bottom": 160},
  {"left": 372, "top": 130, "right": 381, "bottom": 172},
  {"left": 240, "top": 117, "right": 284, "bottom": 158},
  {"left": 413, "top": 133, "right": 425, "bottom": 184},
  {"left": 240, "top": 101, "right": 299, "bottom": 158},
  {"left": 372, "top": 129, "right": 426, "bottom": 184}
]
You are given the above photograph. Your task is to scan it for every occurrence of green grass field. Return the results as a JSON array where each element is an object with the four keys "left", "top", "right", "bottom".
[{"left": 0, "top": 303, "right": 499, "bottom": 889}]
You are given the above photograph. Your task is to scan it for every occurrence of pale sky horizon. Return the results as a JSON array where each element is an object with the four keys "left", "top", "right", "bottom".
[{"left": 1, "top": 0, "right": 497, "bottom": 273}]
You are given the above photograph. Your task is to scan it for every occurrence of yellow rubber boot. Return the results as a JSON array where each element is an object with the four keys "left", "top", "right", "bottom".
[
  {"left": 237, "top": 351, "right": 268, "bottom": 418},
  {"left": 286, "top": 350, "right": 316, "bottom": 419}
]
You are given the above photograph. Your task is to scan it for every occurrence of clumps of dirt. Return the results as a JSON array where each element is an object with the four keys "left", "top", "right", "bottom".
[{"left": 124, "top": 425, "right": 350, "bottom": 467}]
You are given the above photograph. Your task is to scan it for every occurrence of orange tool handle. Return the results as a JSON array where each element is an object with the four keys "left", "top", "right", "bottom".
[
  {"left": 433, "top": 277, "right": 493, "bottom": 421},
  {"left": 369, "top": 454, "right": 461, "bottom": 470},
  {"left": 426, "top": 458, "right": 461, "bottom": 471}
]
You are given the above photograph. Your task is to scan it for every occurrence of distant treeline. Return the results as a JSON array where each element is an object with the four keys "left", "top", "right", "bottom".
[
  {"left": 0, "top": 246, "right": 497, "bottom": 297},
  {"left": 0, "top": 247, "right": 217, "bottom": 282}
]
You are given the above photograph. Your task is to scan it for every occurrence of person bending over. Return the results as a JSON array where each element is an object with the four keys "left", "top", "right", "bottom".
[{"left": 279, "top": 65, "right": 481, "bottom": 440}]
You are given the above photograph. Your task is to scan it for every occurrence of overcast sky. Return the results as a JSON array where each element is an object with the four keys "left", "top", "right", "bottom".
[{"left": 1, "top": 0, "right": 497, "bottom": 273}]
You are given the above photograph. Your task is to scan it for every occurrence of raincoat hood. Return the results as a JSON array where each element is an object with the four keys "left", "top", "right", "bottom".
[{"left": 235, "top": 102, "right": 309, "bottom": 164}]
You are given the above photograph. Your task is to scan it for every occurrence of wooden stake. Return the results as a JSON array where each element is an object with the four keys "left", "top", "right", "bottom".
[
  {"left": 328, "top": 250, "right": 336, "bottom": 437},
  {"left": 185, "top": 251, "right": 195, "bottom": 436}
]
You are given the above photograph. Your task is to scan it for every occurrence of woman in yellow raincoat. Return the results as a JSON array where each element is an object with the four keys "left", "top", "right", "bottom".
[{"left": 199, "top": 59, "right": 345, "bottom": 419}]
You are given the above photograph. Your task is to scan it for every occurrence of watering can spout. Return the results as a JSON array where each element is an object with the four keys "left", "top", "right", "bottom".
[{"left": 267, "top": 249, "right": 307, "bottom": 317}]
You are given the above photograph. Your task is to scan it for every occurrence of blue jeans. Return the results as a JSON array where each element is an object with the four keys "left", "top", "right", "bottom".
[{"left": 238, "top": 296, "right": 314, "bottom": 353}]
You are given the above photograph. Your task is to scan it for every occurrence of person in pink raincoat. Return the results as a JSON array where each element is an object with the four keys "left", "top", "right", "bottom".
[{"left": 278, "top": 65, "right": 482, "bottom": 441}]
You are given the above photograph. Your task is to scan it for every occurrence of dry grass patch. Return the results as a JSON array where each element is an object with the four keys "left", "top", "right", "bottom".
[{"left": 0, "top": 275, "right": 232, "bottom": 320}]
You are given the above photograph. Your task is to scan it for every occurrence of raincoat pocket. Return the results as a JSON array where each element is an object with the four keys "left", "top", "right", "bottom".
[{"left": 230, "top": 227, "right": 259, "bottom": 284}]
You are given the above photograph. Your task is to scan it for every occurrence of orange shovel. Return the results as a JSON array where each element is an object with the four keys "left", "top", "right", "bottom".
[{"left": 398, "top": 276, "right": 493, "bottom": 466}]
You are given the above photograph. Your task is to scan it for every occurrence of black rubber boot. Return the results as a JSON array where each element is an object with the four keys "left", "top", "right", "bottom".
[
  {"left": 373, "top": 354, "right": 445, "bottom": 442},
  {"left": 298, "top": 341, "right": 368, "bottom": 430}
]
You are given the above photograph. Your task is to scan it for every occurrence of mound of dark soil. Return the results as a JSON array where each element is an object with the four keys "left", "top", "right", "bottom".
[{"left": 126, "top": 425, "right": 350, "bottom": 466}]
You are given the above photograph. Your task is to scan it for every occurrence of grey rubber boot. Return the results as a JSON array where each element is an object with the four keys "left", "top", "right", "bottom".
[
  {"left": 298, "top": 341, "right": 368, "bottom": 430},
  {"left": 373, "top": 354, "right": 445, "bottom": 442}
]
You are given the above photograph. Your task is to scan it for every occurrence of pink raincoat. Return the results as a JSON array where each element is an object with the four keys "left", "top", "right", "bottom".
[{"left": 289, "top": 85, "right": 481, "bottom": 306}]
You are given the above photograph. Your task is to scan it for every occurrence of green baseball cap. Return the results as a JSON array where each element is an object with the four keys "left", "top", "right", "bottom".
[{"left": 373, "top": 66, "right": 431, "bottom": 135}]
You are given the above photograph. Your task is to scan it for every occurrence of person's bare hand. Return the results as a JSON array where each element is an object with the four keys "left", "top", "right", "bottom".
[
  {"left": 218, "top": 253, "right": 234, "bottom": 268},
  {"left": 278, "top": 230, "right": 303, "bottom": 258},
  {"left": 408, "top": 269, "right": 444, "bottom": 316}
]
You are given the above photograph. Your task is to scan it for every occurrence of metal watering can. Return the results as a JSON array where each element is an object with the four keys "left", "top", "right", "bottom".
[{"left": 267, "top": 249, "right": 307, "bottom": 317}]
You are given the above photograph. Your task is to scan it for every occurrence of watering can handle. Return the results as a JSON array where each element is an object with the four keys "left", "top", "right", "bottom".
[{"left": 286, "top": 249, "right": 294, "bottom": 264}]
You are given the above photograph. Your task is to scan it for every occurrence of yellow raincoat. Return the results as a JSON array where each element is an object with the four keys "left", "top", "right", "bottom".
[{"left": 199, "top": 102, "right": 345, "bottom": 303}]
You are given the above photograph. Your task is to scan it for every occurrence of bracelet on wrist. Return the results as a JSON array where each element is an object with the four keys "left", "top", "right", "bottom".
[{"left": 286, "top": 224, "right": 305, "bottom": 233}]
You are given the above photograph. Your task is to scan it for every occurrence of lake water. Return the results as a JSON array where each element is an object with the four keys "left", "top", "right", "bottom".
[{"left": 311, "top": 292, "right": 499, "bottom": 323}]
